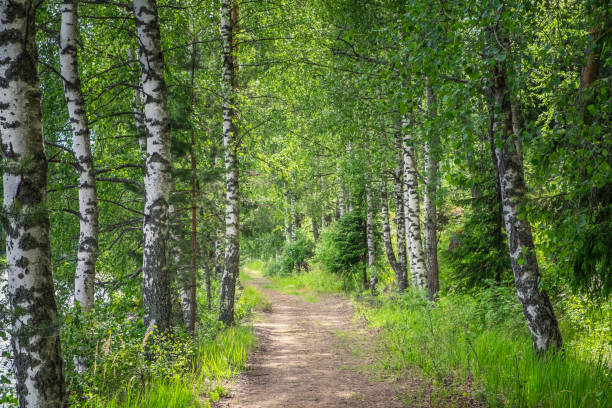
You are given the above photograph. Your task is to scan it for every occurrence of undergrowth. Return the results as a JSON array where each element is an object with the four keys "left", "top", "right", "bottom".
[
  {"left": 71, "top": 283, "right": 264, "bottom": 408},
  {"left": 263, "top": 263, "right": 344, "bottom": 300},
  {"left": 356, "top": 287, "right": 611, "bottom": 408}
]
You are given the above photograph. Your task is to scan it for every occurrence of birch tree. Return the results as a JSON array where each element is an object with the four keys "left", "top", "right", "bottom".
[
  {"left": 219, "top": 0, "right": 241, "bottom": 326},
  {"left": 489, "top": 35, "right": 562, "bottom": 353},
  {"left": 60, "top": 0, "right": 99, "bottom": 313},
  {"left": 401, "top": 118, "right": 427, "bottom": 290},
  {"left": 0, "top": 1, "right": 65, "bottom": 404},
  {"left": 365, "top": 183, "right": 377, "bottom": 295},
  {"left": 393, "top": 130, "right": 408, "bottom": 291},
  {"left": 133, "top": 0, "right": 173, "bottom": 332}
]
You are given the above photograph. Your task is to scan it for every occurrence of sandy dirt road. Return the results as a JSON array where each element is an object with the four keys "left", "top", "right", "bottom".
[{"left": 214, "top": 273, "right": 408, "bottom": 408}]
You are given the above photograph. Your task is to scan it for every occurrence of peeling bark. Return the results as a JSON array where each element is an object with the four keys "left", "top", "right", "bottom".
[
  {"left": 401, "top": 118, "right": 427, "bottom": 290},
  {"left": 133, "top": 0, "right": 173, "bottom": 332},
  {"left": 393, "top": 129, "right": 408, "bottom": 291},
  {"left": 491, "top": 60, "right": 562, "bottom": 353},
  {"left": 219, "top": 0, "right": 241, "bottom": 326},
  {"left": 0, "top": 1, "right": 65, "bottom": 404},
  {"left": 60, "top": 0, "right": 99, "bottom": 313}
]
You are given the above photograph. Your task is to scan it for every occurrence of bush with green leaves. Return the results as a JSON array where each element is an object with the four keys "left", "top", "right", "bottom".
[{"left": 263, "top": 237, "right": 314, "bottom": 276}]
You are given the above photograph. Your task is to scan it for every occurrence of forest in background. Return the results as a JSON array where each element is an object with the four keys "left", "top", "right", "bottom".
[{"left": 0, "top": 0, "right": 610, "bottom": 406}]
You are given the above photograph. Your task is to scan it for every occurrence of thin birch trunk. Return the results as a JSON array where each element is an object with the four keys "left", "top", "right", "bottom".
[
  {"left": 127, "top": 47, "right": 146, "bottom": 154},
  {"left": 0, "top": 2, "right": 65, "bottom": 404},
  {"left": 219, "top": 0, "right": 240, "bottom": 326},
  {"left": 366, "top": 183, "right": 377, "bottom": 295},
  {"left": 401, "top": 118, "right": 427, "bottom": 290},
  {"left": 60, "top": 0, "right": 99, "bottom": 313},
  {"left": 424, "top": 83, "right": 440, "bottom": 300},
  {"left": 187, "top": 42, "right": 198, "bottom": 334},
  {"left": 169, "top": 205, "right": 191, "bottom": 327},
  {"left": 381, "top": 188, "right": 400, "bottom": 279},
  {"left": 290, "top": 192, "right": 297, "bottom": 241},
  {"left": 491, "top": 59, "right": 562, "bottom": 353},
  {"left": 133, "top": 0, "right": 173, "bottom": 332},
  {"left": 393, "top": 129, "right": 408, "bottom": 291}
]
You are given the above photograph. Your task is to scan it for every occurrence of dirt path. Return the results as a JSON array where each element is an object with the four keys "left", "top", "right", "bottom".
[{"left": 215, "top": 273, "right": 408, "bottom": 408}]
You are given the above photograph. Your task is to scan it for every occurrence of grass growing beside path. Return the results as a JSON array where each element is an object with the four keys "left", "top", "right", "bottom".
[
  {"left": 357, "top": 289, "right": 611, "bottom": 407},
  {"left": 254, "top": 259, "right": 611, "bottom": 407},
  {"left": 82, "top": 282, "right": 266, "bottom": 408}
]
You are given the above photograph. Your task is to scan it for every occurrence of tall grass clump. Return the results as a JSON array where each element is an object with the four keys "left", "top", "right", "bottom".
[{"left": 357, "top": 285, "right": 611, "bottom": 407}]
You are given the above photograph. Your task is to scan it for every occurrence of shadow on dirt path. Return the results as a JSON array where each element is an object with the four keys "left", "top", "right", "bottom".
[{"left": 213, "top": 272, "right": 410, "bottom": 408}]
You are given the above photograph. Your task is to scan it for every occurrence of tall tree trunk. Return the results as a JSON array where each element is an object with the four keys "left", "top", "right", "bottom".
[
  {"left": 0, "top": 2, "right": 66, "bottom": 405},
  {"left": 127, "top": 47, "right": 147, "bottom": 154},
  {"left": 401, "top": 118, "right": 427, "bottom": 290},
  {"left": 366, "top": 183, "right": 377, "bottom": 295},
  {"left": 214, "top": 235, "right": 223, "bottom": 277},
  {"left": 187, "top": 43, "right": 198, "bottom": 334},
  {"left": 491, "top": 60, "right": 562, "bottom": 353},
  {"left": 393, "top": 129, "right": 408, "bottom": 291},
  {"left": 60, "top": 0, "right": 99, "bottom": 313},
  {"left": 424, "top": 83, "right": 440, "bottom": 300},
  {"left": 487, "top": 97, "right": 505, "bottom": 284},
  {"left": 133, "top": 0, "right": 173, "bottom": 332},
  {"left": 219, "top": 0, "right": 240, "bottom": 326},
  {"left": 312, "top": 218, "right": 319, "bottom": 241},
  {"left": 381, "top": 188, "right": 401, "bottom": 279},
  {"left": 169, "top": 205, "right": 191, "bottom": 327},
  {"left": 290, "top": 192, "right": 297, "bottom": 241}
]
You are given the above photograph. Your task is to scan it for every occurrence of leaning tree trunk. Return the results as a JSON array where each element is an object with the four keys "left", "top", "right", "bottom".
[
  {"left": 394, "top": 129, "right": 408, "bottom": 291},
  {"left": 381, "top": 188, "right": 400, "bottom": 279},
  {"left": 401, "top": 118, "right": 427, "bottom": 290},
  {"left": 133, "top": 0, "right": 173, "bottom": 332},
  {"left": 423, "top": 83, "right": 440, "bottom": 300},
  {"left": 491, "top": 61, "right": 562, "bottom": 353},
  {"left": 60, "top": 0, "right": 99, "bottom": 313},
  {"left": 0, "top": 2, "right": 66, "bottom": 405},
  {"left": 365, "top": 183, "right": 377, "bottom": 295},
  {"left": 219, "top": 0, "right": 241, "bottom": 326}
]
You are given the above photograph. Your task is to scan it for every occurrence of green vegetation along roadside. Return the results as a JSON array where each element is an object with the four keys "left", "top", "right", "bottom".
[
  {"left": 77, "top": 282, "right": 267, "bottom": 408},
  {"left": 257, "top": 259, "right": 611, "bottom": 408}
]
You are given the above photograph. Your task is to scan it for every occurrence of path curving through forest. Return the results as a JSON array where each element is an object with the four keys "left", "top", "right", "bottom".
[{"left": 214, "top": 272, "right": 408, "bottom": 408}]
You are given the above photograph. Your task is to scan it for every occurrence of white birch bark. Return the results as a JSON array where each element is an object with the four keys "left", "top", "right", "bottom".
[
  {"left": 133, "top": 0, "right": 173, "bottom": 332},
  {"left": 60, "top": 0, "right": 99, "bottom": 313},
  {"left": 424, "top": 83, "right": 440, "bottom": 299},
  {"left": 365, "top": 183, "right": 377, "bottom": 295},
  {"left": 491, "top": 61, "right": 562, "bottom": 353},
  {"left": 0, "top": 2, "right": 65, "bottom": 404},
  {"left": 219, "top": 0, "right": 241, "bottom": 326},
  {"left": 393, "top": 130, "right": 408, "bottom": 291},
  {"left": 169, "top": 205, "right": 191, "bottom": 328},
  {"left": 401, "top": 118, "right": 427, "bottom": 290}
]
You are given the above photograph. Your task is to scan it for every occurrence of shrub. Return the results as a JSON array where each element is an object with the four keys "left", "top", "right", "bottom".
[{"left": 264, "top": 238, "right": 314, "bottom": 276}]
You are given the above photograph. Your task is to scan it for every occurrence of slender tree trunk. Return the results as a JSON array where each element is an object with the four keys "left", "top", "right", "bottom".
[
  {"left": 393, "top": 129, "right": 408, "bottom": 291},
  {"left": 219, "top": 0, "right": 240, "bottom": 326},
  {"left": 284, "top": 189, "right": 292, "bottom": 243},
  {"left": 187, "top": 43, "right": 198, "bottom": 334},
  {"left": 204, "top": 262, "right": 212, "bottom": 310},
  {"left": 424, "top": 84, "right": 440, "bottom": 300},
  {"left": 381, "top": 188, "right": 400, "bottom": 279},
  {"left": 60, "top": 0, "right": 99, "bottom": 313},
  {"left": 127, "top": 47, "right": 147, "bottom": 154},
  {"left": 133, "top": 0, "right": 173, "bottom": 332},
  {"left": 0, "top": 2, "right": 65, "bottom": 405},
  {"left": 366, "top": 183, "right": 378, "bottom": 295},
  {"left": 290, "top": 192, "right": 297, "bottom": 241},
  {"left": 312, "top": 218, "right": 319, "bottom": 241},
  {"left": 169, "top": 205, "right": 191, "bottom": 326},
  {"left": 491, "top": 60, "right": 562, "bottom": 353},
  {"left": 214, "top": 235, "right": 223, "bottom": 277},
  {"left": 401, "top": 118, "right": 427, "bottom": 290}
]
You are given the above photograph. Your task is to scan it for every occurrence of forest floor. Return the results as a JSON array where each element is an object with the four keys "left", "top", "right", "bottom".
[{"left": 213, "top": 270, "right": 479, "bottom": 408}]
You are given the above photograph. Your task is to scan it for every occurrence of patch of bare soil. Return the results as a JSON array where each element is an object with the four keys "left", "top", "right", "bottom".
[{"left": 214, "top": 274, "right": 481, "bottom": 408}]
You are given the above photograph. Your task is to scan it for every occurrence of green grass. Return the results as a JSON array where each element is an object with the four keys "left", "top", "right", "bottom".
[
  {"left": 262, "top": 263, "right": 343, "bottom": 301},
  {"left": 82, "top": 283, "right": 268, "bottom": 408},
  {"left": 357, "top": 289, "right": 611, "bottom": 408}
]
